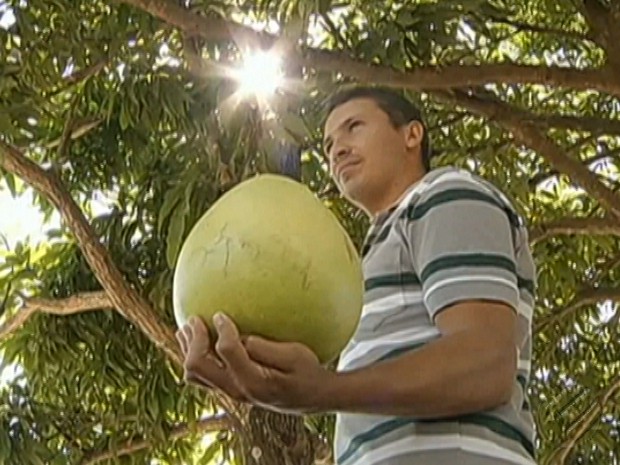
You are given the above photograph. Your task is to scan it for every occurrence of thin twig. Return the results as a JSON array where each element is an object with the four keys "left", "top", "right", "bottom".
[
  {"left": 529, "top": 216, "right": 620, "bottom": 244},
  {"left": 43, "top": 118, "right": 104, "bottom": 150},
  {"left": 485, "top": 15, "right": 592, "bottom": 42},
  {"left": 529, "top": 144, "right": 620, "bottom": 188},
  {"left": 0, "top": 291, "right": 111, "bottom": 342},
  {"left": 549, "top": 375, "right": 620, "bottom": 465},
  {"left": 534, "top": 287, "right": 620, "bottom": 333},
  {"left": 81, "top": 414, "right": 231, "bottom": 465},
  {"left": 56, "top": 94, "right": 81, "bottom": 163}
]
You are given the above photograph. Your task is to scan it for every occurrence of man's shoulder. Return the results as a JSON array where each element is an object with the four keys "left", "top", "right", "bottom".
[
  {"left": 418, "top": 166, "right": 500, "bottom": 194},
  {"left": 413, "top": 166, "right": 516, "bottom": 210},
  {"left": 401, "top": 166, "right": 525, "bottom": 230}
]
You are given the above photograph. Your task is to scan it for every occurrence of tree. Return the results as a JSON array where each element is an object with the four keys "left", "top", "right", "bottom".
[{"left": 1, "top": 0, "right": 619, "bottom": 464}]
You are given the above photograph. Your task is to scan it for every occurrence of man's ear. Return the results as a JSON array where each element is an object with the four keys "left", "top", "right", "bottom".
[{"left": 404, "top": 120, "right": 425, "bottom": 150}]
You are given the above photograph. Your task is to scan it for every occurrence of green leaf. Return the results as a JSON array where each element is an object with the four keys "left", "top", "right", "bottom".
[
  {"left": 119, "top": 103, "right": 131, "bottom": 131},
  {"left": 3, "top": 173, "right": 16, "bottom": 197},
  {"left": 158, "top": 189, "right": 182, "bottom": 235},
  {"left": 282, "top": 111, "right": 308, "bottom": 139},
  {"left": 0, "top": 111, "right": 13, "bottom": 134},
  {"left": 317, "top": 0, "right": 332, "bottom": 14},
  {"left": 395, "top": 8, "right": 420, "bottom": 28},
  {"left": 200, "top": 440, "right": 221, "bottom": 464},
  {"left": 166, "top": 206, "right": 186, "bottom": 269},
  {"left": 11, "top": 268, "right": 37, "bottom": 282}
]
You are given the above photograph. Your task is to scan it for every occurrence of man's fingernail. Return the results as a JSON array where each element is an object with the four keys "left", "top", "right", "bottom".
[
  {"left": 213, "top": 312, "right": 225, "bottom": 327},
  {"left": 213, "top": 356, "right": 225, "bottom": 369}
]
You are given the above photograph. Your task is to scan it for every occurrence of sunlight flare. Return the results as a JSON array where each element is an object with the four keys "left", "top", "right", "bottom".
[{"left": 234, "top": 49, "right": 284, "bottom": 97}]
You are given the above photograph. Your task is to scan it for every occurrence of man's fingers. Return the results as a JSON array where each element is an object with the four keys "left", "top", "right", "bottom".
[
  {"left": 176, "top": 328, "right": 189, "bottom": 355},
  {"left": 182, "top": 323, "right": 193, "bottom": 343},
  {"left": 244, "top": 337, "right": 300, "bottom": 371},
  {"left": 184, "top": 355, "right": 244, "bottom": 399},
  {"left": 189, "top": 316, "right": 211, "bottom": 344},
  {"left": 213, "top": 313, "right": 265, "bottom": 385},
  {"left": 184, "top": 355, "right": 221, "bottom": 386}
]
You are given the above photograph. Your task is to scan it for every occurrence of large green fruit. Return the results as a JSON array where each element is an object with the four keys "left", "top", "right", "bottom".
[{"left": 172, "top": 174, "right": 363, "bottom": 364}]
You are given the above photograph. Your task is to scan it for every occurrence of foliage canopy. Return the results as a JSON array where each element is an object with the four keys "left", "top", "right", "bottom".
[{"left": 1, "top": 0, "right": 620, "bottom": 464}]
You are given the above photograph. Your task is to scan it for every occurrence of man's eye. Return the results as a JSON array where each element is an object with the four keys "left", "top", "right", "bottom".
[{"left": 349, "top": 120, "right": 362, "bottom": 130}]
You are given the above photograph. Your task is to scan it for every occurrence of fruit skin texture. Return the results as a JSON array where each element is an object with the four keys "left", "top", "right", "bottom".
[{"left": 172, "top": 174, "right": 364, "bottom": 365}]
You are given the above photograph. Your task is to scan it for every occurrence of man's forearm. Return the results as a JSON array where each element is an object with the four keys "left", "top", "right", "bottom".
[{"left": 318, "top": 330, "right": 516, "bottom": 418}]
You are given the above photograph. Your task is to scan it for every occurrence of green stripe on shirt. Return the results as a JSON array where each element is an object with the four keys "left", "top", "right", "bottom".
[
  {"left": 362, "top": 266, "right": 532, "bottom": 297},
  {"left": 405, "top": 188, "right": 521, "bottom": 227},
  {"left": 420, "top": 253, "right": 517, "bottom": 284},
  {"left": 337, "top": 413, "right": 535, "bottom": 464},
  {"left": 517, "top": 275, "right": 535, "bottom": 296},
  {"left": 366, "top": 188, "right": 520, "bottom": 253},
  {"left": 365, "top": 272, "right": 421, "bottom": 291}
]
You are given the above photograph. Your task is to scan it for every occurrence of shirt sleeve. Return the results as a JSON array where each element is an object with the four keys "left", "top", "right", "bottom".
[{"left": 403, "top": 174, "right": 521, "bottom": 320}]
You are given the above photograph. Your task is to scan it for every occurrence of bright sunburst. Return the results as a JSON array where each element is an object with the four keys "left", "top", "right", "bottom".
[{"left": 233, "top": 50, "right": 284, "bottom": 98}]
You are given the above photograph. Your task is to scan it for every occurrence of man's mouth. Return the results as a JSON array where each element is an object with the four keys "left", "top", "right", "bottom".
[{"left": 336, "top": 160, "right": 360, "bottom": 178}]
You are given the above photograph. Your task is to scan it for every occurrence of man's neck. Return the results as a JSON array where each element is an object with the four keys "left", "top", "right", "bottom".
[{"left": 370, "top": 175, "right": 425, "bottom": 221}]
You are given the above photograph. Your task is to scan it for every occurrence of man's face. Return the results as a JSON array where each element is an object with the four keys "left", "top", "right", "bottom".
[{"left": 323, "top": 97, "right": 411, "bottom": 211}]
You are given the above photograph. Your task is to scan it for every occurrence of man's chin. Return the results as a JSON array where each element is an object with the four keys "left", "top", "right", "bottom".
[
  {"left": 338, "top": 178, "right": 365, "bottom": 205},
  {"left": 338, "top": 171, "right": 361, "bottom": 190}
]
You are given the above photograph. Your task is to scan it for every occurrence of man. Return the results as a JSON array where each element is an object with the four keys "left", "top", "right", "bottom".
[{"left": 176, "top": 86, "right": 537, "bottom": 465}]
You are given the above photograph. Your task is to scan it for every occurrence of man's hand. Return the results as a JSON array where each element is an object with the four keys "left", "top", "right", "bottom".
[
  {"left": 176, "top": 313, "right": 335, "bottom": 414},
  {"left": 176, "top": 314, "right": 246, "bottom": 401}
]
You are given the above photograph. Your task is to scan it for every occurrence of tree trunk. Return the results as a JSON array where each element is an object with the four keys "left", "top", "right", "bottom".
[{"left": 242, "top": 407, "right": 330, "bottom": 465}]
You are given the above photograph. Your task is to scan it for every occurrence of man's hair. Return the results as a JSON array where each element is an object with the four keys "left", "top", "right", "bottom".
[{"left": 323, "top": 86, "right": 433, "bottom": 171}]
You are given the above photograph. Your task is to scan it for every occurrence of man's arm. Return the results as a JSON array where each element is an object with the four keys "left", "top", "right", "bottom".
[
  {"left": 179, "top": 298, "right": 519, "bottom": 416},
  {"left": 317, "top": 299, "right": 518, "bottom": 418}
]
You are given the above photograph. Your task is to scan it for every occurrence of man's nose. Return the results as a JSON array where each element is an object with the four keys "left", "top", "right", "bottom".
[{"left": 332, "top": 143, "right": 351, "bottom": 161}]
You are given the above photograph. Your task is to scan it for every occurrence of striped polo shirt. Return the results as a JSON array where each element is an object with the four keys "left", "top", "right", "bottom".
[{"left": 334, "top": 167, "right": 537, "bottom": 465}]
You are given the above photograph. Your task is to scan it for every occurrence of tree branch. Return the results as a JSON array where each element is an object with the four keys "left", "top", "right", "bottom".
[
  {"left": 55, "top": 94, "right": 81, "bottom": 164},
  {"left": 436, "top": 105, "right": 620, "bottom": 137},
  {"left": 0, "top": 291, "right": 111, "bottom": 342},
  {"left": 43, "top": 118, "right": 103, "bottom": 151},
  {"left": 0, "top": 140, "right": 182, "bottom": 365},
  {"left": 580, "top": 0, "right": 620, "bottom": 70},
  {"left": 4, "top": 58, "right": 108, "bottom": 115},
  {"left": 550, "top": 374, "right": 620, "bottom": 465},
  {"left": 541, "top": 114, "right": 620, "bottom": 135},
  {"left": 63, "top": 59, "right": 109, "bottom": 87},
  {"left": 81, "top": 414, "right": 231, "bottom": 465},
  {"left": 307, "top": 51, "right": 620, "bottom": 97},
  {"left": 592, "top": 253, "right": 620, "bottom": 282},
  {"left": 534, "top": 286, "right": 620, "bottom": 332},
  {"left": 484, "top": 15, "right": 592, "bottom": 42},
  {"left": 117, "top": 0, "right": 620, "bottom": 98},
  {"left": 529, "top": 145, "right": 620, "bottom": 188},
  {"left": 440, "top": 90, "right": 620, "bottom": 220},
  {"left": 529, "top": 216, "right": 620, "bottom": 244},
  {"left": 580, "top": 0, "right": 611, "bottom": 44}
]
